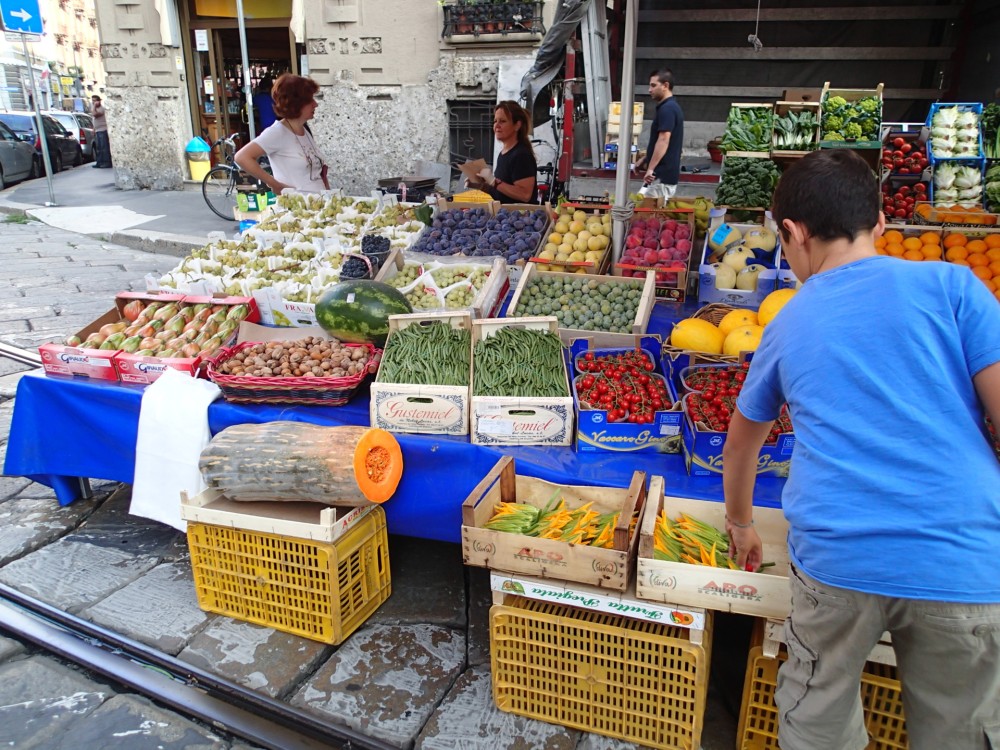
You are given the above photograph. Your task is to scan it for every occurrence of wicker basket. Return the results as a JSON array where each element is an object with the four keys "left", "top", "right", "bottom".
[
  {"left": 206, "top": 340, "right": 379, "bottom": 405},
  {"left": 661, "top": 302, "right": 739, "bottom": 368}
]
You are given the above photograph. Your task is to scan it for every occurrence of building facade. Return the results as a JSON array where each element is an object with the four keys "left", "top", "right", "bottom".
[
  {"left": 91, "top": 0, "right": 552, "bottom": 191},
  {"left": 0, "top": 0, "right": 105, "bottom": 112}
]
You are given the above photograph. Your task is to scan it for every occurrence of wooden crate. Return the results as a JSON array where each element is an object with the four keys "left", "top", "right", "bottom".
[
  {"left": 369, "top": 311, "right": 473, "bottom": 436},
  {"left": 819, "top": 82, "right": 884, "bottom": 149},
  {"left": 506, "top": 264, "right": 657, "bottom": 345},
  {"left": 636, "top": 476, "right": 792, "bottom": 619},
  {"left": 721, "top": 103, "right": 774, "bottom": 158},
  {"left": 461, "top": 455, "right": 647, "bottom": 590},
  {"left": 470, "top": 316, "right": 575, "bottom": 446},
  {"left": 770, "top": 101, "right": 821, "bottom": 157}
]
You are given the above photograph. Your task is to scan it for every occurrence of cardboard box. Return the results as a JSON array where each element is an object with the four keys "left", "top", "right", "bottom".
[
  {"left": 115, "top": 294, "right": 259, "bottom": 385},
  {"left": 606, "top": 101, "right": 644, "bottom": 137},
  {"left": 370, "top": 312, "right": 472, "bottom": 436},
  {"left": 698, "top": 208, "right": 781, "bottom": 309},
  {"left": 461, "top": 455, "right": 646, "bottom": 590},
  {"left": 635, "top": 476, "right": 791, "bottom": 619},
  {"left": 38, "top": 291, "right": 185, "bottom": 381},
  {"left": 680, "top": 392, "right": 795, "bottom": 477},
  {"left": 470, "top": 316, "right": 574, "bottom": 446},
  {"left": 569, "top": 334, "right": 685, "bottom": 454},
  {"left": 506, "top": 264, "right": 657, "bottom": 346},
  {"left": 615, "top": 206, "right": 697, "bottom": 302},
  {"left": 374, "top": 253, "right": 509, "bottom": 319}
]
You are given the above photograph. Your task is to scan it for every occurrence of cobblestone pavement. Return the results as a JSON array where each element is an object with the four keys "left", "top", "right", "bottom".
[{"left": 0, "top": 217, "right": 746, "bottom": 749}]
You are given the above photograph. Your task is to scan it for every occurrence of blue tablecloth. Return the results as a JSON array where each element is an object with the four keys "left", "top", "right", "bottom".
[{"left": 3, "top": 301, "right": 785, "bottom": 542}]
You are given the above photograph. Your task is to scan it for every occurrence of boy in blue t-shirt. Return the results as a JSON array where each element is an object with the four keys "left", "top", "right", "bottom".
[{"left": 723, "top": 149, "right": 1000, "bottom": 750}]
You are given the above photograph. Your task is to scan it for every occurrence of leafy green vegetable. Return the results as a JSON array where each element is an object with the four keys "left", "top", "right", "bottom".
[
  {"left": 772, "top": 109, "right": 818, "bottom": 151},
  {"left": 985, "top": 164, "right": 1000, "bottom": 212},
  {"left": 720, "top": 106, "right": 774, "bottom": 153},
  {"left": 982, "top": 103, "right": 1000, "bottom": 159},
  {"left": 715, "top": 157, "right": 782, "bottom": 217}
]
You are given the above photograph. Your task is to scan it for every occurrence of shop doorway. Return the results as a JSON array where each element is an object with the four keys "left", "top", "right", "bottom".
[{"left": 186, "top": 23, "right": 295, "bottom": 160}]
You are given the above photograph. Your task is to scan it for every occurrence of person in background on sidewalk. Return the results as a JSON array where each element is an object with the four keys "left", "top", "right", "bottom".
[
  {"left": 637, "top": 68, "right": 683, "bottom": 201},
  {"left": 234, "top": 73, "right": 329, "bottom": 194},
  {"left": 91, "top": 95, "right": 112, "bottom": 169},
  {"left": 253, "top": 77, "right": 276, "bottom": 132},
  {"left": 467, "top": 100, "right": 537, "bottom": 204},
  {"left": 722, "top": 149, "right": 1000, "bottom": 750}
]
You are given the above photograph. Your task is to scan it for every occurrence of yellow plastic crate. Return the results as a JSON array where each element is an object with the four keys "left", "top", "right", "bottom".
[
  {"left": 187, "top": 506, "right": 391, "bottom": 644},
  {"left": 490, "top": 595, "right": 711, "bottom": 750},
  {"left": 738, "top": 644, "right": 908, "bottom": 750}
]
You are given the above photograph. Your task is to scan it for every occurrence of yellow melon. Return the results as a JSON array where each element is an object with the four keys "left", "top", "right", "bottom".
[
  {"left": 723, "top": 325, "right": 765, "bottom": 356},
  {"left": 718, "top": 308, "right": 759, "bottom": 337},
  {"left": 670, "top": 318, "right": 725, "bottom": 354},
  {"left": 757, "top": 288, "right": 797, "bottom": 326}
]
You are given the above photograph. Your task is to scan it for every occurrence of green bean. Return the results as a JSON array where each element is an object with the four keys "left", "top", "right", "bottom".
[
  {"left": 472, "top": 326, "right": 568, "bottom": 397},
  {"left": 379, "top": 321, "right": 471, "bottom": 386}
]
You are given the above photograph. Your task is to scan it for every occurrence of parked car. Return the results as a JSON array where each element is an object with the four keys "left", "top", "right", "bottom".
[
  {"left": 0, "top": 120, "right": 37, "bottom": 188},
  {"left": 0, "top": 111, "right": 83, "bottom": 174},
  {"left": 47, "top": 110, "right": 96, "bottom": 162}
]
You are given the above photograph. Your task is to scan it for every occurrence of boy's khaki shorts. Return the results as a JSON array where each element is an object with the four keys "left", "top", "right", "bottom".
[{"left": 778, "top": 565, "right": 1000, "bottom": 750}]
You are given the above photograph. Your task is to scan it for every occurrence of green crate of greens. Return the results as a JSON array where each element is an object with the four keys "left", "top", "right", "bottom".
[
  {"left": 819, "top": 83, "right": 883, "bottom": 148},
  {"left": 772, "top": 102, "right": 821, "bottom": 153}
]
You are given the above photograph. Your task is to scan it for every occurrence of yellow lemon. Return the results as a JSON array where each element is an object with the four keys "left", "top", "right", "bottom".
[
  {"left": 718, "top": 308, "right": 759, "bottom": 337},
  {"left": 757, "top": 288, "right": 797, "bottom": 326},
  {"left": 723, "top": 325, "right": 765, "bottom": 356}
]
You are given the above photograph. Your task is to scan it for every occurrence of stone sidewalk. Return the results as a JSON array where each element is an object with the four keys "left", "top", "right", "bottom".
[{"left": 0, "top": 216, "right": 747, "bottom": 749}]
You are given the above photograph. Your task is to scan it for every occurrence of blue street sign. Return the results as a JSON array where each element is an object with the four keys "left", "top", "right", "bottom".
[{"left": 0, "top": 0, "right": 43, "bottom": 35}]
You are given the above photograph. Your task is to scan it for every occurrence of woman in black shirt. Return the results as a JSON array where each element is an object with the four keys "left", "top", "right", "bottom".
[{"left": 474, "top": 100, "right": 537, "bottom": 204}]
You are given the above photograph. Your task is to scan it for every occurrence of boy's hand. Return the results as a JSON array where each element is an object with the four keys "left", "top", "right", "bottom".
[{"left": 727, "top": 522, "right": 763, "bottom": 572}]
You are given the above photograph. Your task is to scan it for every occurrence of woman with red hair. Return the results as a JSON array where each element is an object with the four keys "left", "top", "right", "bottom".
[{"left": 235, "top": 73, "right": 330, "bottom": 193}]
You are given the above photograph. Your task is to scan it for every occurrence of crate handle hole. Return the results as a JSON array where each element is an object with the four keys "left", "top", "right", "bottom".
[
  {"left": 405, "top": 396, "right": 434, "bottom": 404},
  {"left": 508, "top": 409, "right": 536, "bottom": 416}
]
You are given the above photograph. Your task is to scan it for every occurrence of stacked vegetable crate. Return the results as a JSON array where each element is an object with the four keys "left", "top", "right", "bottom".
[
  {"left": 604, "top": 102, "right": 645, "bottom": 170},
  {"left": 818, "top": 82, "right": 884, "bottom": 170},
  {"left": 926, "top": 103, "right": 987, "bottom": 209},
  {"left": 770, "top": 101, "right": 820, "bottom": 158},
  {"left": 462, "top": 459, "right": 713, "bottom": 750},
  {"left": 879, "top": 128, "right": 931, "bottom": 223}
]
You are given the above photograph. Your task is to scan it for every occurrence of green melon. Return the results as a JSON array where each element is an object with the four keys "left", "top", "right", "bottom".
[{"left": 315, "top": 280, "right": 412, "bottom": 347}]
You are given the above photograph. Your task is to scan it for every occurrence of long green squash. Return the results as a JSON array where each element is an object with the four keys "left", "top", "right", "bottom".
[{"left": 199, "top": 422, "right": 403, "bottom": 506}]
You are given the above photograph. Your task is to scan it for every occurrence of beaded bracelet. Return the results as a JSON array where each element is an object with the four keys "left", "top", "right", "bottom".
[{"left": 726, "top": 515, "right": 754, "bottom": 529}]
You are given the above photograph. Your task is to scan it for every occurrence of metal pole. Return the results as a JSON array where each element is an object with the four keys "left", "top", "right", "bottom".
[
  {"left": 23, "top": 36, "right": 56, "bottom": 206},
  {"left": 236, "top": 0, "right": 256, "bottom": 140},
  {"left": 611, "top": 0, "right": 638, "bottom": 264}
]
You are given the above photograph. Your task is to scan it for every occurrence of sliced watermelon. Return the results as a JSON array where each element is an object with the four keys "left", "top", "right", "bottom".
[{"left": 315, "top": 280, "right": 411, "bottom": 347}]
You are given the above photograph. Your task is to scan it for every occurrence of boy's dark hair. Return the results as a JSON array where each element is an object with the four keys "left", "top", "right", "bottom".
[
  {"left": 771, "top": 149, "right": 879, "bottom": 243},
  {"left": 651, "top": 68, "right": 674, "bottom": 90}
]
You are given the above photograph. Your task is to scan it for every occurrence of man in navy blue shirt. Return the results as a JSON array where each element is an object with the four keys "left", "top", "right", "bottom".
[{"left": 638, "top": 69, "right": 684, "bottom": 200}]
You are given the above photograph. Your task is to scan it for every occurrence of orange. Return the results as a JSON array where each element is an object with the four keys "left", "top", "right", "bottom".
[
  {"left": 902, "top": 237, "right": 923, "bottom": 252},
  {"left": 995, "top": 289, "right": 1000, "bottom": 303},
  {"left": 967, "top": 253, "right": 989, "bottom": 268},
  {"left": 952, "top": 259, "right": 971, "bottom": 267},
  {"left": 983, "top": 279, "right": 997, "bottom": 293},
  {"left": 984, "top": 235, "right": 1000, "bottom": 249},
  {"left": 902, "top": 249, "right": 924, "bottom": 261},
  {"left": 943, "top": 233, "right": 968, "bottom": 248},
  {"left": 919, "top": 232, "right": 941, "bottom": 246},
  {"left": 986, "top": 248, "right": 1000, "bottom": 262},
  {"left": 874, "top": 236, "right": 887, "bottom": 249},
  {"left": 966, "top": 239, "right": 988, "bottom": 254},
  {"left": 989, "top": 260, "right": 1000, "bottom": 275},
  {"left": 920, "top": 244, "right": 943, "bottom": 260},
  {"left": 883, "top": 229, "right": 904, "bottom": 245},
  {"left": 875, "top": 246, "right": 888, "bottom": 255},
  {"left": 885, "top": 242, "right": 905, "bottom": 257},
  {"left": 972, "top": 265, "right": 993, "bottom": 280},
  {"left": 945, "top": 246, "right": 969, "bottom": 261}
]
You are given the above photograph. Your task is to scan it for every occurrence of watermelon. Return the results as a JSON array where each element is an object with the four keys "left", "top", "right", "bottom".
[{"left": 315, "top": 280, "right": 411, "bottom": 347}]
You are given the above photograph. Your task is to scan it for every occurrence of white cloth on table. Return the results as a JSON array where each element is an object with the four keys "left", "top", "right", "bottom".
[{"left": 129, "top": 368, "right": 222, "bottom": 532}]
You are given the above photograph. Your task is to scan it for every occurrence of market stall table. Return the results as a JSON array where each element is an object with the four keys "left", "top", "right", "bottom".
[{"left": 3, "top": 301, "right": 786, "bottom": 543}]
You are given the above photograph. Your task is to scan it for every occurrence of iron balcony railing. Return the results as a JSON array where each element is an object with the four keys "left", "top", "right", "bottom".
[{"left": 442, "top": 1, "right": 546, "bottom": 39}]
